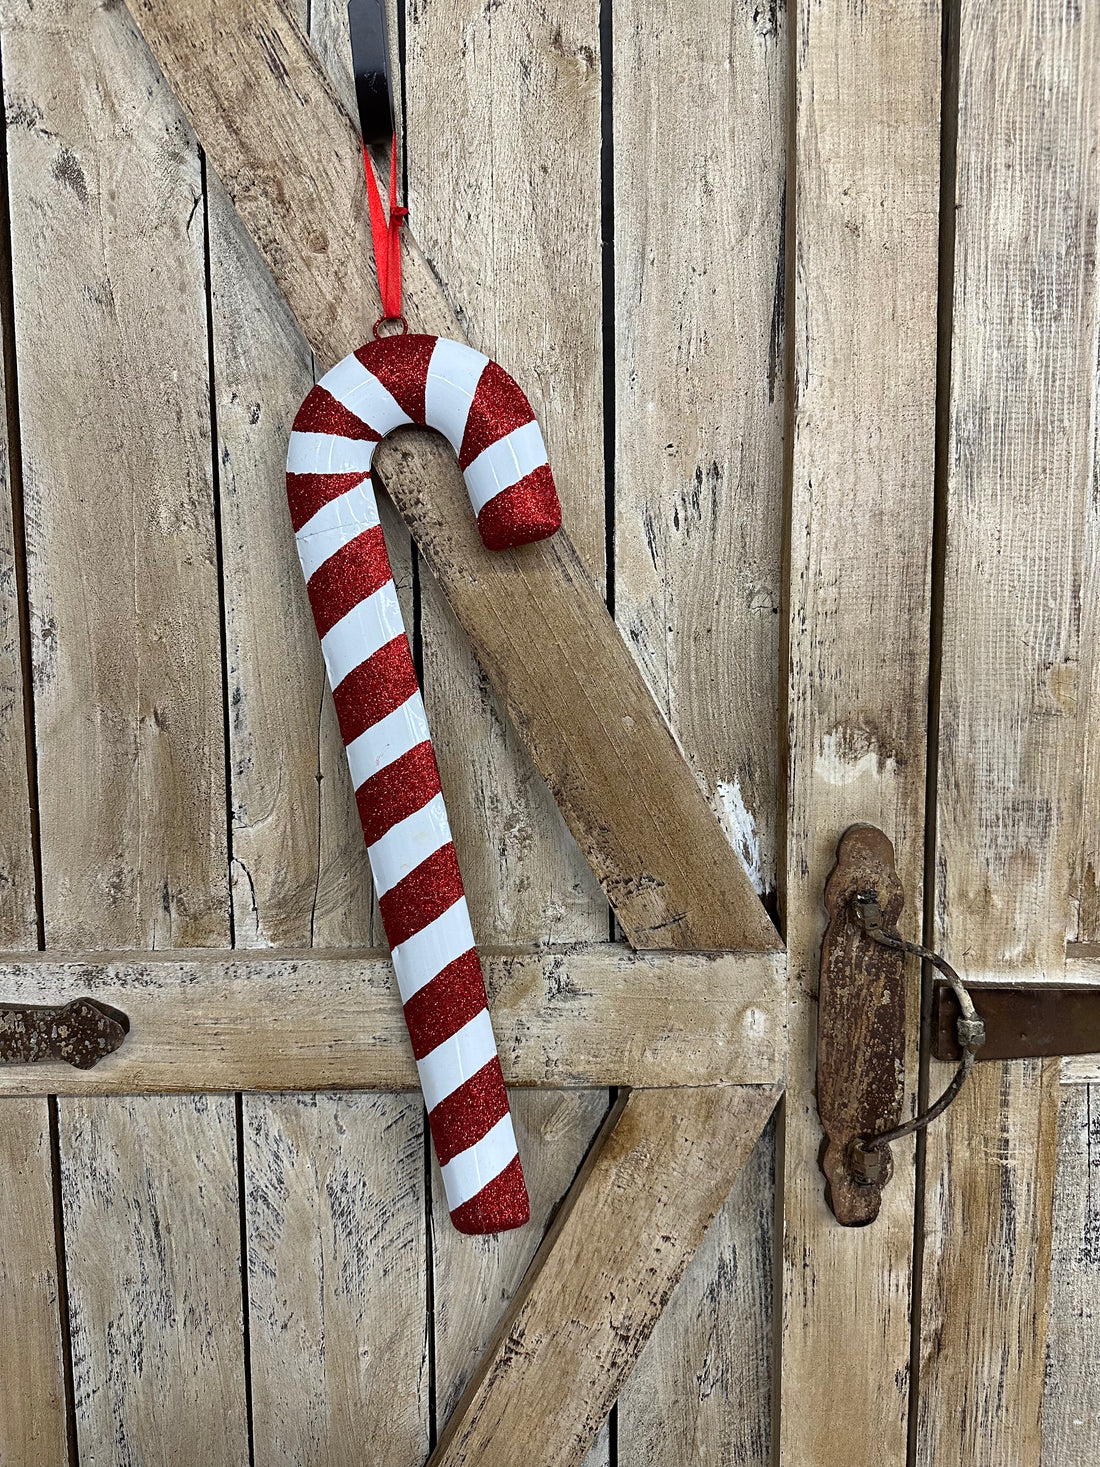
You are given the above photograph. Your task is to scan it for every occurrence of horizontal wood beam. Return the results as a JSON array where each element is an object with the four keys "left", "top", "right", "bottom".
[
  {"left": 124, "top": 0, "right": 782, "bottom": 957},
  {"left": 430, "top": 1084, "right": 781, "bottom": 1467},
  {"left": 0, "top": 944, "right": 785, "bottom": 1095}
]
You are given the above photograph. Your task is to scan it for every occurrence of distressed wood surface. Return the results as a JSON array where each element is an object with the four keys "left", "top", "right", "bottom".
[
  {"left": 58, "top": 1095, "right": 248, "bottom": 1465},
  {"left": 0, "top": 1100, "right": 68, "bottom": 1465},
  {"left": 429, "top": 1084, "right": 781, "bottom": 1467},
  {"left": 611, "top": 2, "right": 786, "bottom": 1459},
  {"left": 244, "top": 1092, "right": 429, "bottom": 1467},
  {"left": 0, "top": 164, "right": 66, "bottom": 1463},
  {"left": 779, "top": 1, "right": 941, "bottom": 1462},
  {"left": 917, "top": 3, "right": 1100, "bottom": 1461},
  {"left": 125, "top": 0, "right": 780, "bottom": 957},
  {"left": 1042, "top": 1082, "right": 1100, "bottom": 1463},
  {"left": 0, "top": 944, "right": 786, "bottom": 1094},
  {"left": 3, "top": 0, "right": 244, "bottom": 1458}
]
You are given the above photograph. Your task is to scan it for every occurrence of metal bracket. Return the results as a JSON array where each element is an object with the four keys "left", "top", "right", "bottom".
[{"left": 0, "top": 998, "right": 129, "bottom": 1069}]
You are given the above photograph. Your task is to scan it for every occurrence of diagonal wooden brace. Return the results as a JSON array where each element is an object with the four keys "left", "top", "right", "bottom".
[
  {"left": 430, "top": 1084, "right": 782, "bottom": 1467},
  {"left": 126, "top": 0, "right": 781, "bottom": 958}
]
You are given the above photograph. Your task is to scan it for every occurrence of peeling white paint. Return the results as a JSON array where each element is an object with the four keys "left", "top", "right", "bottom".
[
  {"left": 815, "top": 730, "right": 896, "bottom": 787},
  {"left": 717, "top": 778, "right": 767, "bottom": 895}
]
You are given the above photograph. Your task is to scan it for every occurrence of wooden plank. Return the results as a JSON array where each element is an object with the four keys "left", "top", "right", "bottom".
[
  {"left": 916, "top": 3, "right": 1100, "bottom": 1461},
  {"left": 1042, "top": 1081, "right": 1100, "bottom": 1463},
  {"left": 0, "top": 1099, "right": 68, "bottom": 1465},
  {"left": 429, "top": 1084, "right": 781, "bottom": 1467},
  {"left": 58, "top": 1095, "right": 248, "bottom": 1464},
  {"left": 0, "top": 149, "right": 68, "bottom": 1462},
  {"left": 780, "top": 1, "right": 941, "bottom": 1462},
  {"left": 244, "top": 1092, "right": 429, "bottom": 1467},
  {"left": 124, "top": 0, "right": 780, "bottom": 956},
  {"left": 4, "top": 1, "right": 246, "bottom": 1457},
  {"left": 612, "top": 3, "right": 787, "bottom": 1460},
  {"left": 0, "top": 944, "right": 786, "bottom": 1094}
]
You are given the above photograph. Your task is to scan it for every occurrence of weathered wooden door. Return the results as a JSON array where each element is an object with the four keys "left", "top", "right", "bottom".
[{"left": 0, "top": 1, "right": 1096, "bottom": 1465}]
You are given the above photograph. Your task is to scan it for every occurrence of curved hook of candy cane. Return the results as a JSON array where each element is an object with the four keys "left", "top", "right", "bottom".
[{"left": 285, "top": 336, "right": 560, "bottom": 1235}]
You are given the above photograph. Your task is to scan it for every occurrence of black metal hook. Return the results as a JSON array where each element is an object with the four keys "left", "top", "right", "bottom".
[{"left": 348, "top": 0, "right": 395, "bottom": 145}]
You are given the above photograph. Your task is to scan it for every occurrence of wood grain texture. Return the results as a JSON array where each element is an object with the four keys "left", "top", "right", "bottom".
[
  {"left": 1042, "top": 1081, "right": 1100, "bottom": 1464},
  {"left": 612, "top": 4, "right": 787, "bottom": 1459},
  {"left": 0, "top": 944, "right": 785, "bottom": 1094},
  {"left": 58, "top": 1095, "right": 248, "bottom": 1466},
  {"left": 0, "top": 187, "right": 66, "bottom": 1462},
  {"left": 429, "top": 1084, "right": 781, "bottom": 1467},
  {"left": 917, "top": 3, "right": 1100, "bottom": 1460},
  {"left": 406, "top": 0, "right": 606, "bottom": 949},
  {"left": 614, "top": 0, "right": 786, "bottom": 907},
  {"left": 8, "top": 0, "right": 227, "bottom": 949},
  {"left": 4, "top": 2, "right": 245, "bottom": 1457},
  {"left": 244, "top": 1091, "right": 429, "bottom": 1467},
  {"left": 618, "top": 1115, "right": 777, "bottom": 1467},
  {"left": 125, "top": 0, "right": 780, "bottom": 956},
  {"left": 0, "top": 1099, "right": 68, "bottom": 1465},
  {"left": 780, "top": 1, "right": 941, "bottom": 1462}
]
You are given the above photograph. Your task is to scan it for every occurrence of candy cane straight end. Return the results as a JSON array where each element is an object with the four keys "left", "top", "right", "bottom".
[{"left": 288, "top": 332, "right": 557, "bottom": 1234}]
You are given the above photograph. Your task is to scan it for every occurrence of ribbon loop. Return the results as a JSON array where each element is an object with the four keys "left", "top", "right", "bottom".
[{"left": 363, "top": 134, "right": 406, "bottom": 324}]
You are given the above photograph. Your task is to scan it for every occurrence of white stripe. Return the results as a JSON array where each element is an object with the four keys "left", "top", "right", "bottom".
[
  {"left": 424, "top": 337, "right": 489, "bottom": 449},
  {"left": 319, "top": 353, "right": 413, "bottom": 436},
  {"left": 320, "top": 580, "right": 404, "bottom": 690},
  {"left": 287, "top": 430, "right": 375, "bottom": 476},
  {"left": 439, "top": 1113, "right": 519, "bottom": 1212},
  {"left": 417, "top": 1007, "right": 497, "bottom": 1112},
  {"left": 367, "top": 792, "right": 452, "bottom": 899},
  {"left": 345, "top": 692, "right": 430, "bottom": 789},
  {"left": 390, "top": 898, "right": 475, "bottom": 1003},
  {"left": 295, "top": 480, "right": 381, "bottom": 582},
  {"left": 463, "top": 419, "right": 549, "bottom": 516}
]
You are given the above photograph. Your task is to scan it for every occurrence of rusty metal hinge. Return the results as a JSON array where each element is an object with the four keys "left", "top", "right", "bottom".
[{"left": 0, "top": 998, "right": 129, "bottom": 1069}]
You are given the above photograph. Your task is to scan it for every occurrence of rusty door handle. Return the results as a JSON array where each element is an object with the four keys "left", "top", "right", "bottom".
[
  {"left": 0, "top": 998, "right": 129, "bottom": 1070},
  {"left": 815, "top": 825, "right": 985, "bottom": 1226}
]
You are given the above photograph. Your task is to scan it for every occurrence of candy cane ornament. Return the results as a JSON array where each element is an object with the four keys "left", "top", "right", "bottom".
[{"left": 287, "top": 333, "right": 561, "bottom": 1232}]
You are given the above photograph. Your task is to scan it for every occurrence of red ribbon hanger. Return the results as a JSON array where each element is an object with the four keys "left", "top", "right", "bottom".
[{"left": 363, "top": 136, "right": 408, "bottom": 331}]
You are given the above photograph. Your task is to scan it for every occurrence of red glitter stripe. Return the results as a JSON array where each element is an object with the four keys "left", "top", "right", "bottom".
[
  {"left": 332, "top": 634, "right": 418, "bottom": 745},
  {"left": 287, "top": 470, "right": 370, "bottom": 532},
  {"left": 448, "top": 1153, "right": 530, "bottom": 1234},
  {"left": 354, "top": 334, "right": 436, "bottom": 423},
  {"left": 458, "top": 360, "right": 535, "bottom": 470},
  {"left": 306, "top": 524, "right": 392, "bottom": 639},
  {"left": 293, "top": 384, "right": 382, "bottom": 443},
  {"left": 402, "top": 949, "right": 487, "bottom": 1060},
  {"left": 476, "top": 463, "right": 562, "bottom": 551},
  {"left": 379, "top": 842, "right": 465, "bottom": 949},
  {"left": 427, "top": 1056, "right": 510, "bottom": 1166},
  {"left": 356, "top": 741, "right": 441, "bottom": 847}
]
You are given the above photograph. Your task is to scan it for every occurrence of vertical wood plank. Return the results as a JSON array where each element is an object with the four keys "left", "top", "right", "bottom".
[
  {"left": 4, "top": 1, "right": 246, "bottom": 1459},
  {"left": 0, "top": 129, "right": 67, "bottom": 1458},
  {"left": 244, "top": 1093, "right": 429, "bottom": 1467},
  {"left": 1042, "top": 1082, "right": 1100, "bottom": 1464},
  {"left": 0, "top": 1100, "right": 68, "bottom": 1465},
  {"left": 403, "top": 3, "right": 611, "bottom": 1455},
  {"left": 613, "top": 3, "right": 786, "bottom": 1460},
  {"left": 781, "top": 2, "right": 941, "bottom": 1463},
  {"left": 918, "top": 3, "right": 1100, "bottom": 1461},
  {"left": 405, "top": 0, "right": 607, "bottom": 949},
  {"left": 59, "top": 1096, "right": 248, "bottom": 1465}
]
